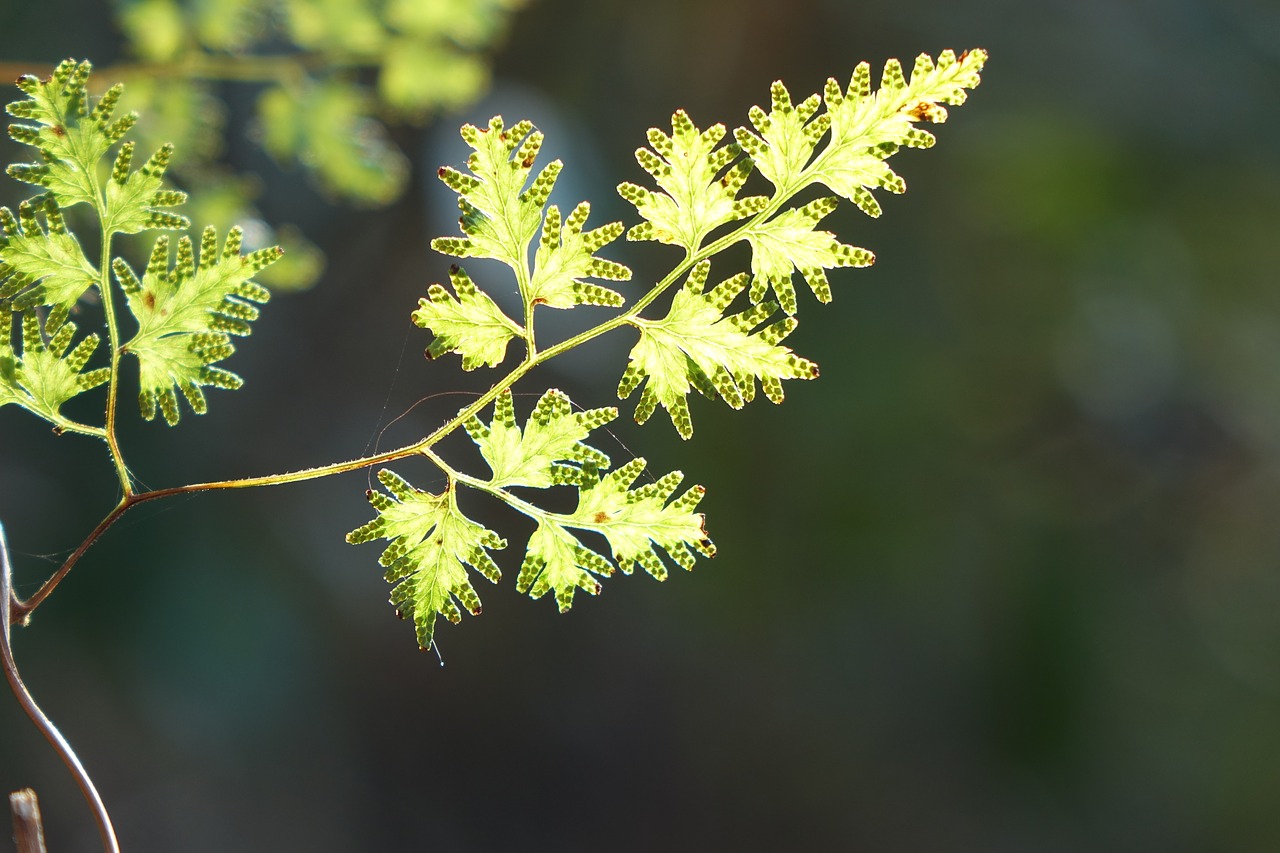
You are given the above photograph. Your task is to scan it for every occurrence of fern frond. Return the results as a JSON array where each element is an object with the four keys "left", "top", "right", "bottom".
[
  {"left": 616, "top": 261, "right": 817, "bottom": 439},
  {"left": 0, "top": 196, "right": 98, "bottom": 310},
  {"left": 412, "top": 264, "right": 523, "bottom": 370},
  {"left": 527, "top": 202, "right": 631, "bottom": 309},
  {"left": 617, "top": 111, "right": 767, "bottom": 250},
  {"left": 104, "top": 140, "right": 191, "bottom": 234},
  {"left": 0, "top": 310, "right": 108, "bottom": 423},
  {"left": 733, "top": 80, "right": 830, "bottom": 193},
  {"left": 430, "top": 115, "right": 550, "bottom": 270},
  {"left": 741, "top": 197, "right": 874, "bottom": 314},
  {"left": 464, "top": 388, "right": 616, "bottom": 489},
  {"left": 517, "top": 458, "right": 713, "bottom": 610},
  {"left": 347, "top": 470, "right": 506, "bottom": 650},
  {"left": 381, "top": 50, "right": 986, "bottom": 646},
  {"left": 118, "top": 226, "right": 281, "bottom": 426},
  {"left": 6, "top": 60, "right": 138, "bottom": 209},
  {"left": 432, "top": 115, "right": 632, "bottom": 314},
  {"left": 809, "top": 49, "right": 988, "bottom": 208}
]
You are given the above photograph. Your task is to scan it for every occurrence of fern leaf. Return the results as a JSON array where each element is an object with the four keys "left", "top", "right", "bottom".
[
  {"left": 6, "top": 60, "right": 134, "bottom": 209},
  {"left": 118, "top": 226, "right": 280, "bottom": 426},
  {"left": 810, "top": 49, "right": 988, "bottom": 209},
  {"left": 347, "top": 470, "right": 506, "bottom": 650},
  {"left": 0, "top": 310, "right": 108, "bottom": 422},
  {"left": 617, "top": 110, "right": 767, "bottom": 250},
  {"left": 464, "top": 388, "right": 616, "bottom": 489},
  {"left": 0, "top": 197, "right": 98, "bottom": 310},
  {"left": 733, "top": 80, "right": 830, "bottom": 193},
  {"left": 527, "top": 201, "right": 631, "bottom": 309},
  {"left": 741, "top": 197, "right": 874, "bottom": 314},
  {"left": 103, "top": 140, "right": 191, "bottom": 234},
  {"left": 430, "top": 116, "right": 553, "bottom": 271},
  {"left": 563, "top": 458, "right": 714, "bottom": 580},
  {"left": 616, "top": 261, "right": 817, "bottom": 439},
  {"left": 517, "top": 458, "right": 712, "bottom": 610},
  {"left": 517, "top": 516, "right": 617, "bottom": 611},
  {"left": 412, "top": 264, "right": 522, "bottom": 369}
]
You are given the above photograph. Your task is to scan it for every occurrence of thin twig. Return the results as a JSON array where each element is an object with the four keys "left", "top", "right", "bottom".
[
  {"left": 9, "top": 789, "right": 47, "bottom": 853},
  {"left": 8, "top": 500, "right": 133, "bottom": 627},
  {"left": 1, "top": 523, "right": 120, "bottom": 853}
]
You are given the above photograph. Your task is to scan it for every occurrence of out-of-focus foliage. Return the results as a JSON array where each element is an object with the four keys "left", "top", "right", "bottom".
[{"left": 107, "top": 0, "right": 526, "bottom": 289}]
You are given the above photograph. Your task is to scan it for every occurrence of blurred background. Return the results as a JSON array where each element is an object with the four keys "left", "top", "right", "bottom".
[{"left": 3, "top": 0, "right": 1280, "bottom": 850}]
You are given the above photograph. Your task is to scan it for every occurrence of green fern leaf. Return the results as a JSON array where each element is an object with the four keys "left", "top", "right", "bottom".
[
  {"left": 617, "top": 111, "right": 767, "bottom": 250},
  {"left": 516, "top": 458, "right": 712, "bottom": 609},
  {"left": 347, "top": 470, "right": 506, "bottom": 649},
  {"left": 563, "top": 458, "right": 714, "bottom": 579},
  {"left": 518, "top": 518, "right": 615, "bottom": 611},
  {"left": 616, "top": 261, "right": 817, "bottom": 439},
  {"left": 430, "top": 116, "right": 556, "bottom": 272},
  {"left": 527, "top": 202, "right": 631, "bottom": 309},
  {"left": 117, "top": 226, "right": 280, "bottom": 426},
  {"left": 0, "top": 197, "right": 98, "bottom": 310},
  {"left": 0, "top": 310, "right": 108, "bottom": 421},
  {"left": 733, "top": 80, "right": 830, "bottom": 193},
  {"left": 464, "top": 388, "right": 616, "bottom": 489},
  {"left": 103, "top": 140, "right": 191, "bottom": 234},
  {"left": 412, "top": 263, "right": 522, "bottom": 369},
  {"left": 810, "top": 49, "right": 988, "bottom": 210},
  {"left": 6, "top": 60, "right": 135, "bottom": 209},
  {"left": 741, "top": 197, "right": 874, "bottom": 314},
  {"left": 432, "top": 117, "right": 631, "bottom": 311}
]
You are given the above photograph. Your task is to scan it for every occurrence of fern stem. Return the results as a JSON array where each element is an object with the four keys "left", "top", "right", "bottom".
[
  {"left": 9, "top": 499, "right": 131, "bottom": 625},
  {"left": 420, "top": 447, "right": 541, "bottom": 514},
  {"left": 1, "top": 523, "right": 120, "bottom": 853},
  {"left": 46, "top": 415, "right": 109, "bottom": 441},
  {"left": 90, "top": 190, "right": 133, "bottom": 495},
  {"left": 420, "top": 447, "right": 616, "bottom": 537}
]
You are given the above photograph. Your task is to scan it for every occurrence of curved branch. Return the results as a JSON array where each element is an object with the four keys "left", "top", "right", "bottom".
[{"left": 1, "top": 523, "right": 120, "bottom": 853}]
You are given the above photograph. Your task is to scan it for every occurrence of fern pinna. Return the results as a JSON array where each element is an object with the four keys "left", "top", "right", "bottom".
[{"left": 1, "top": 51, "right": 987, "bottom": 653}]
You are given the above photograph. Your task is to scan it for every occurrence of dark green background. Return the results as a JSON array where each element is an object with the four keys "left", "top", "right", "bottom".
[{"left": 4, "top": 0, "right": 1280, "bottom": 850}]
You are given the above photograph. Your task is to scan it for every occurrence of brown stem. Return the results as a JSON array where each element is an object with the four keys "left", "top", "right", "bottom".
[
  {"left": 1, "top": 524, "right": 120, "bottom": 853},
  {"left": 9, "top": 789, "right": 47, "bottom": 853},
  {"left": 9, "top": 439, "right": 425, "bottom": 625},
  {"left": 9, "top": 500, "right": 133, "bottom": 628}
]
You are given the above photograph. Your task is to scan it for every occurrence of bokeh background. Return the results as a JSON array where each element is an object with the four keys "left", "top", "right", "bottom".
[{"left": 3, "top": 0, "right": 1280, "bottom": 850}]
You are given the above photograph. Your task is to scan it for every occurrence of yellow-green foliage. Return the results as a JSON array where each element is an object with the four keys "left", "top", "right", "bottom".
[{"left": 0, "top": 50, "right": 988, "bottom": 647}]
